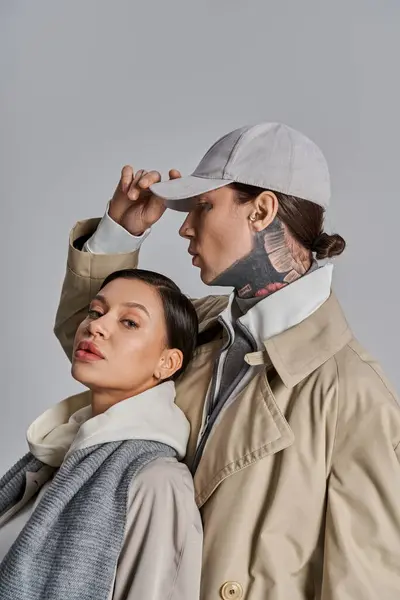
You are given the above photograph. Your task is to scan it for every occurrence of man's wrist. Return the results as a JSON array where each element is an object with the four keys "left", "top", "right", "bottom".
[{"left": 84, "top": 203, "right": 151, "bottom": 254}]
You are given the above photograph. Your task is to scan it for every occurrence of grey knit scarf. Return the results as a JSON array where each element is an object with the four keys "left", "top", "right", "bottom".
[{"left": 0, "top": 439, "right": 175, "bottom": 600}]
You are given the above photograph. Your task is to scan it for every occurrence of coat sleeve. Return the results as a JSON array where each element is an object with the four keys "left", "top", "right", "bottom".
[
  {"left": 112, "top": 459, "right": 203, "bottom": 600},
  {"left": 321, "top": 383, "right": 400, "bottom": 599},
  {"left": 53, "top": 219, "right": 226, "bottom": 361},
  {"left": 53, "top": 219, "right": 140, "bottom": 361}
]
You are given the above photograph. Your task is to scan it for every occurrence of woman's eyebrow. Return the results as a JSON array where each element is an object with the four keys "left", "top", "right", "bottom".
[
  {"left": 121, "top": 301, "right": 150, "bottom": 318},
  {"left": 92, "top": 295, "right": 150, "bottom": 318},
  {"left": 92, "top": 294, "right": 108, "bottom": 307}
]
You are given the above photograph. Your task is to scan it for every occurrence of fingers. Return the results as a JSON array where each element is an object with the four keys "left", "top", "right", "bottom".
[
  {"left": 169, "top": 169, "right": 182, "bottom": 180},
  {"left": 138, "top": 170, "right": 162, "bottom": 188},
  {"left": 127, "top": 169, "right": 147, "bottom": 201},
  {"left": 125, "top": 169, "right": 161, "bottom": 201},
  {"left": 120, "top": 165, "right": 180, "bottom": 200},
  {"left": 120, "top": 165, "right": 134, "bottom": 193}
]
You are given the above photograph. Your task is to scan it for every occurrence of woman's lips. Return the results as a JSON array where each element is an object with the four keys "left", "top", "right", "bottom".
[
  {"left": 75, "top": 349, "right": 104, "bottom": 362},
  {"left": 75, "top": 341, "right": 105, "bottom": 362}
]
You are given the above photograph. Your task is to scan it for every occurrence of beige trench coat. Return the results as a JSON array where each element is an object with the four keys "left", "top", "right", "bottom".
[{"left": 54, "top": 219, "right": 400, "bottom": 600}]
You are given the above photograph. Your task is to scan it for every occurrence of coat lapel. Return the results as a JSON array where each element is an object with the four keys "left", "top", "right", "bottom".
[{"left": 193, "top": 369, "right": 294, "bottom": 507}]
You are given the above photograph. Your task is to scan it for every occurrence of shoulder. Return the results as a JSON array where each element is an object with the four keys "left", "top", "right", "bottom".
[
  {"left": 307, "top": 336, "right": 399, "bottom": 416},
  {"left": 298, "top": 338, "right": 400, "bottom": 453},
  {"left": 334, "top": 339, "right": 399, "bottom": 411},
  {"left": 331, "top": 339, "right": 400, "bottom": 452},
  {"left": 127, "top": 457, "right": 201, "bottom": 530},
  {"left": 131, "top": 456, "right": 195, "bottom": 494},
  {"left": 191, "top": 295, "right": 229, "bottom": 325},
  {"left": 337, "top": 339, "right": 398, "bottom": 403}
]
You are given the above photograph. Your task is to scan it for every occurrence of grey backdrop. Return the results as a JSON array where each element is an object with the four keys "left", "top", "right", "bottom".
[{"left": 1, "top": 0, "right": 399, "bottom": 475}]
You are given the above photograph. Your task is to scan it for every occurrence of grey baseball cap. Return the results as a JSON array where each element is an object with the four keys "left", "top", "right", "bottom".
[{"left": 150, "top": 122, "right": 331, "bottom": 211}]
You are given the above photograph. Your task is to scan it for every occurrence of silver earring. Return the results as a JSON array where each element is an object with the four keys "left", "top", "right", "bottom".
[{"left": 249, "top": 213, "right": 257, "bottom": 222}]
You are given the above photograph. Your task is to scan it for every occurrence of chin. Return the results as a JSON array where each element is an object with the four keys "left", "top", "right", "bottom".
[
  {"left": 200, "top": 266, "right": 225, "bottom": 287},
  {"left": 199, "top": 267, "right": 214, "bottom": 285},
  {"left": 71, "top": 362, "right": 96, "bottom": 387}
]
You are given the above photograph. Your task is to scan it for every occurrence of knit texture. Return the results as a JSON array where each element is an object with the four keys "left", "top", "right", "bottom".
[
  {"left": 0, "top": 453, "right": 44, "bottom": 515},
  {"left": 0, "top": 440, "right": 175, "bottom": 600}
]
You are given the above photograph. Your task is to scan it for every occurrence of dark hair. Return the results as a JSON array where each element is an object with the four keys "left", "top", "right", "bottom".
[
  {"left": 99, "top": 269, "right": 198, "bottom": 381},
  {"left": 231, "top": 183, "right": 346, "bottom": 260}
]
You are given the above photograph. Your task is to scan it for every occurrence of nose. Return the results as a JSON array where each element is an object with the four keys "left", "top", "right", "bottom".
[
  {"left": 86, "top": 316, "right": 110, "bottom": 340},
  {"left": 179, "top": 211, "right": 196, "bottom": 239}
]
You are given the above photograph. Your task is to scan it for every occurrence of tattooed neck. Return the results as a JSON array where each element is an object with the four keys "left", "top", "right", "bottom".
[{"left": 211, "top": 217, "right": 312, "bottom": 298}]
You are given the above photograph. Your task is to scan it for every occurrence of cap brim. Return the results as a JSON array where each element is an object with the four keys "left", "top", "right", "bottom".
[{"left": 150, "top": 175, "right": 232, "bottom": 212}]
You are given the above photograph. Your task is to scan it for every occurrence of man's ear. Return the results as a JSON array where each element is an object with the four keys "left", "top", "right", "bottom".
[
  {"left": 248, "top": 191, "right": 279, "bottom": 231},
  {"left": 154, "top": 348, "right": 183, "bottom": 381}
]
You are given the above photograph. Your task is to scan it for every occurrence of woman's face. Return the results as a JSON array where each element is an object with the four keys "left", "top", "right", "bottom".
[{"left": 71, "top": 277, "right": 182, "bottom": 399}]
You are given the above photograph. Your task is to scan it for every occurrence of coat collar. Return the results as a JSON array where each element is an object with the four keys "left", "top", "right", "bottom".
[
  {"left": 262, "top": 292, "right": 352, "bottom": 388},
  {"left": 198, "top": 291, "right": 352, "bottom": 390}
]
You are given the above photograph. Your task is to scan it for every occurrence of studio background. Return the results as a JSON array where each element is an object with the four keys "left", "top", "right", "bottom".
[{"left": 1, "top": 0, "right": 399, "bottom": 474}]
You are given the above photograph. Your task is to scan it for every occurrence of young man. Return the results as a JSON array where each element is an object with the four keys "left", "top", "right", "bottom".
[{"left": 55, "top": 123, "right": 400, "bottom": 600}]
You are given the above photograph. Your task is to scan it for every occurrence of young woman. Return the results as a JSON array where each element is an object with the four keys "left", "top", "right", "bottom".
[
  {"left": 53, "top": 122, "right": 400, "bottom": 600},
  {"left": 0, "top": 269, "right": 202, "bottom": 600}
]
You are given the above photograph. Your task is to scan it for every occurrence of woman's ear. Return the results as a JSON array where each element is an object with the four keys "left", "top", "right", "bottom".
[
  {"left": 248, "top": 191, "right": 279, "bottom": 232},
  {"left": 154, "top": 349, "right": 183, "bottom": 382}
]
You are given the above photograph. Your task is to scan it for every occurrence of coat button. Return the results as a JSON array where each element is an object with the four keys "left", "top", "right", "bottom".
[{"left": 220, "top": 581, "right": 244, "bottom": 599}]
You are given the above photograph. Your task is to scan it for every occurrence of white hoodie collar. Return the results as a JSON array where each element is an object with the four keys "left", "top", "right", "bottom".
[
  {"left": 218, "top": 264, "right": 334, "bottom": 348},
  {"left": 240, "top": 263, "right": 334, "bottom": 347},
  {"left": 27, "top": 381, "right": 189, "bottom": 468}
]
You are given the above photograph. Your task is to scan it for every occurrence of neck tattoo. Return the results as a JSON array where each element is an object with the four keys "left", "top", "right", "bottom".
[{"left": 211, "top": 217, "right": 312, "bottom": 298}]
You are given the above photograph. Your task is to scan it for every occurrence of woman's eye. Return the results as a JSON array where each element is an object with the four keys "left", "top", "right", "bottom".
[
  {"left": 88, "top": 309, "right": 103, "bottom": 319},
  {"left": 122, "top": 319, "right": 138, "bottom": 329}
]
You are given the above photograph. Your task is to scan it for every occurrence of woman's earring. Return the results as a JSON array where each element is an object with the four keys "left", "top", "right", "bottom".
[{"left": 249, "top": 213, "right": 257, "bottom": 222}]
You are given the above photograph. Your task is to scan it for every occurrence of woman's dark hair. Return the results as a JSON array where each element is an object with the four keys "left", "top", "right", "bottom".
[
  {"left": 231, "top": 183, "right": 346, "bottom": 260},
  {"left": 99, "top": 269, "right": 198, "bottom": 381}
]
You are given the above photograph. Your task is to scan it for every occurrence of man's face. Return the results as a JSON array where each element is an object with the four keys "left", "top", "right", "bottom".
[{"left": 179, "top": 186, "right": 254, "bottom": 284}]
